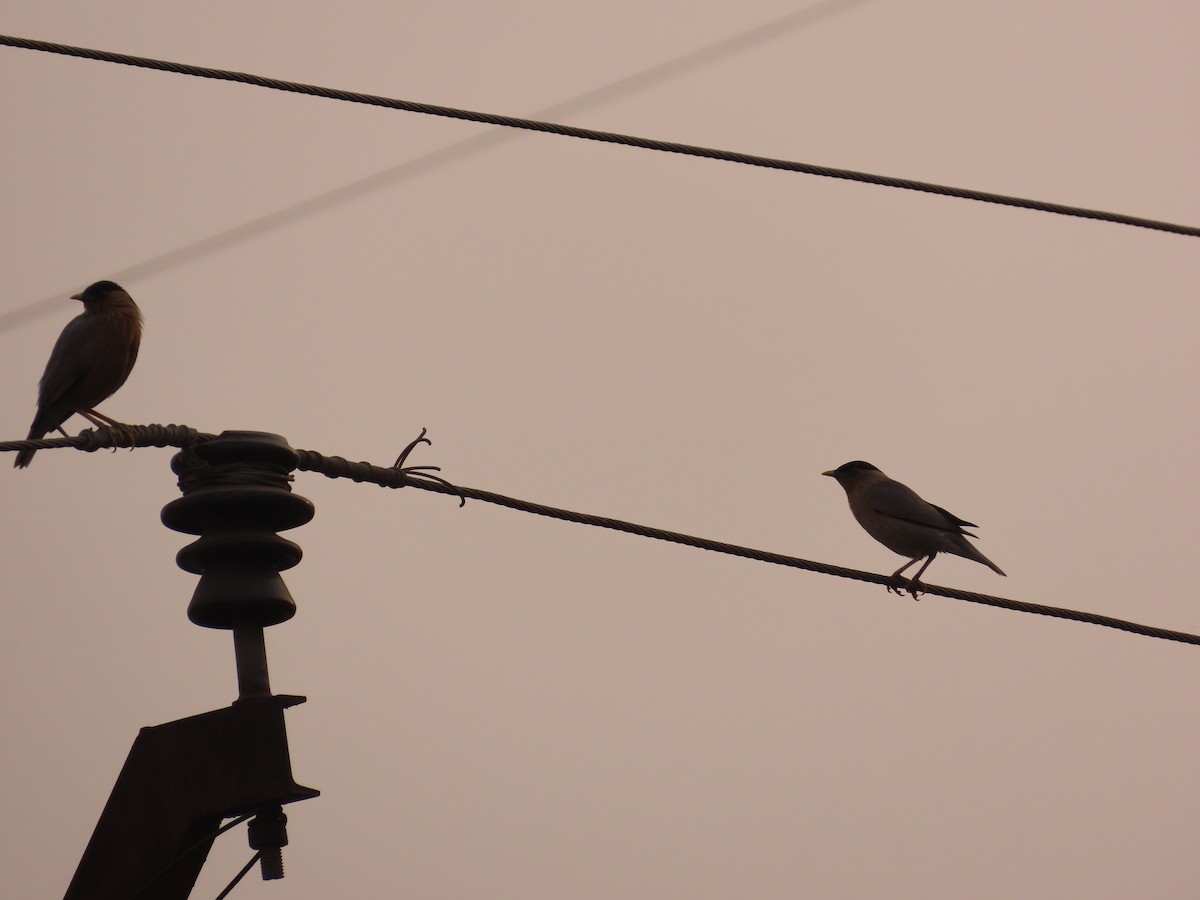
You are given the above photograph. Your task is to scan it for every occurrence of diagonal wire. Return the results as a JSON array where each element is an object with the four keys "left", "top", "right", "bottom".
[
  {"left": 129, "top": 813, "right": 253, "bottom": 900},
  {"left": 213, "top": 852, "right": 261, "bottom": 900},
  {"left": 294, "top": 446, "right": 1200, "bottom": 647},
  {"left": 4, "top": 424, "right": 1192, "bottom": 647},
  {"left": 2, "top": 33, "right": 1198, "bottom": 240},
  {"left": 0, "top": 0, "right": 880, "bottom": 334}
]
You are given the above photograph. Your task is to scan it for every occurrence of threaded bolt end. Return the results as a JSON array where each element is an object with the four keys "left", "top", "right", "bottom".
[{"left": 259, "top": 846, "right": 285, "bottom": 880}]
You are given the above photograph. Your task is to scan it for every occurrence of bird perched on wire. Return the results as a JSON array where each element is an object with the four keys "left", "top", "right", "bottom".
[
  {"left": 822, "top": 461, "right": 1005, "bottom": 598},
  {"left": 13, "top": 280, "right": 143, "bottom": 468}
]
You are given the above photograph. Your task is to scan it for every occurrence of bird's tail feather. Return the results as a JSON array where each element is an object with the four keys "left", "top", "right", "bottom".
[
  {"left": 952, "top": 537, "right": 1006, "bottom": 577},
  {"left": 13, "top": 428, "right": 45, "bottom": 469}
]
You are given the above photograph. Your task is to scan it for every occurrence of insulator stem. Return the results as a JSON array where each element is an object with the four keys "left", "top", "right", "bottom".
[{"left": 233, "top": 626, "right": 271, "bottom": 700}]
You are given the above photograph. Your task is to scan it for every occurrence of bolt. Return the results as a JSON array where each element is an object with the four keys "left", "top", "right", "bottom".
[{"left": 248, "top": 806, "right": 289, "bottom": 881}]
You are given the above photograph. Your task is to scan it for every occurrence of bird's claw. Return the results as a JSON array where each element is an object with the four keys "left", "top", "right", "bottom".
[
  {"left": 885, "top": 575, "right": 923, "bottom": 601},
  {"left": 78, "top": 423, "right": 137, "bottom": 453},
  {"left": 95, "top": 422, "right": 138, "bottom": 452},
  {"left": 110, "top": 422, "right": 138, "bottom": 451}
]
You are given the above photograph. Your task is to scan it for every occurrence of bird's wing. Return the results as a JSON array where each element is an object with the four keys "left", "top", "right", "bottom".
[
  {"left": 869, "top": 480, "right": 973, "bottom": 534},
  {"left": 35, "top": 315, "right": 96, "bottom": 410},
  {"left": 930, "top": 503, "right": 978, "bottom": 532},
  {"left": 124, "top": 332, "right": 140, "bottom": 378}
]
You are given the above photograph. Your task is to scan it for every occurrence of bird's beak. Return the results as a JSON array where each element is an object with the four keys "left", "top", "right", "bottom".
[
  {"left": 821, "top": 470, "right": 836, "bottom": 477},
  {"left": 70, "top": 292, "right": 82, "bottom": 301}
]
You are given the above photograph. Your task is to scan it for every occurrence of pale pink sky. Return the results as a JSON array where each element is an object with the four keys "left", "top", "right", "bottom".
[{"left": 3, "top": 2, "right": 1200, "bottom": 898}]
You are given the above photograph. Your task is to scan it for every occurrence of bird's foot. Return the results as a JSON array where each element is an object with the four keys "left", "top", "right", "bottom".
[
  {"left": 80, "top": 409, "right": 138, "bottom": 452},
  {"left": 885, "top": 575, "right": 923, "bottom": 600},
  {"left": 391, "top": 428, "right": 467, "bottom": 507},
  {"left": 103, "top": 421, "right": 139, "bottom": 451}
]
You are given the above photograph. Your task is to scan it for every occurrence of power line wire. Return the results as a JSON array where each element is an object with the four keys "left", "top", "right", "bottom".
[
  {"left": 213, "top": 853, "right": 261, "bottom": 900},
  {"left": 3, "top": 423, "right": 1197, "bottom": 647},
  {"left": 130, "top": 813, "right": 253, "bottom": 900},
  {"left": 296, "top": 446, "right": 1200, "bottom": 646},
  {"left": 2, "top": 34, "right": 1198, "bottom": 238},
  {"left": 0, "top": 0, "right": 879, "bottom": 334}
]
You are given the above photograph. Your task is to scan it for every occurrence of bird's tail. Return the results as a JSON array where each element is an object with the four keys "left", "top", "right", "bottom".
[
  {"left": 13, "top": 428, "right": 44, "bottom": 469},
  {"left": 951, "top": 536, "right": 1006, "bottom": 577}
]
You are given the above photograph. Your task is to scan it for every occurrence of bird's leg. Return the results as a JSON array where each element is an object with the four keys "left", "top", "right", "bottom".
[
  {"left": 55, "top": 427, "right": 70, "bottom": 438},
  {"left": 81, "top": 408, "right": 124, "bottom": 428},
  {"left": 77, "top": 410, "right": 114, "bottom": 449},
  {"left": 906, "top": 554, "right": 939, "bottom": 600},
  {"left": 80, "top": 408, "right": 138, "bottom": 450},
  {"left": 888, "top": 558, "right": 921, "bottom": 595}
]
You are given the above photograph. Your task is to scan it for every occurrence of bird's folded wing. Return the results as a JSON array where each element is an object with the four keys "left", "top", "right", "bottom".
[
  {"left": 869, "top": 481, "right": 976, "bottom": 534},
  {"left": 37, "top": 317, "right": 95, "bottom": 408},
  {"left": 929, "top": 503, "right": 978, "bottom": 534}
]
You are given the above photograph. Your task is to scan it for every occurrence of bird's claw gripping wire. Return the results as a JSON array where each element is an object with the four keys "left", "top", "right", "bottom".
[
  {"left": 391, "top": 428, "right": 466, "bottom": 507},
  {"left": 105, "top": 422, "right": 139, "bottom": 451},
  {"left": 75, "top": 423, "right": 137, "bottom": 453},
  {"left": 78, "top": 410, "right": 138, "bottom": 452},
  {"left": 886, "top": 575, "right": 923, "bottom": 601}
]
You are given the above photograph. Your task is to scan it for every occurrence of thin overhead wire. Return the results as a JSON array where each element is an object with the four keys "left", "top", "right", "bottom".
[
  {"left": 2, "top": 34, "right": 1198, "bottom": 238},
  {"left": 3, "top": 423, "right": 1198, "bottom": 648},
  {"left": 129, "top": 813, "right": 254, "bottom": 900},
  {"left": 213, "top": 853, "right": 261, "bottom": 900},
  {"left": 296, "top": 445, "right": 1200, "bottom": 647},
  {"left": 0, "top": 0, "right": 880, "bottom": 334}
]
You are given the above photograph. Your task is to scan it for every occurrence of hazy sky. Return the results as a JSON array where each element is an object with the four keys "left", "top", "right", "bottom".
[{"left": 3, "top": 2, "right": 1199, "bottom": 898}]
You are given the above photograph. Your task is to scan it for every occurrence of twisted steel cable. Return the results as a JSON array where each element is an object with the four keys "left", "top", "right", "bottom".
[
  {"left": 3, "top": 425, "right": 1197, "bottom": 647},
  {"left": 293, "top": 445, "right": 1200, "bottom": 647},
  {"left": 2, "top": 34, "right": 1199, "bottom": 238}
]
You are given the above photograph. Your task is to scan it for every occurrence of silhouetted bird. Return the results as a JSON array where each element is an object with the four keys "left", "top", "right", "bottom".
[
  {"left": 823, "top": 460, "right": 1005, "bottom": 598},
  {"left": 14, "top": 281, "right": 143, "bottom": 468}
]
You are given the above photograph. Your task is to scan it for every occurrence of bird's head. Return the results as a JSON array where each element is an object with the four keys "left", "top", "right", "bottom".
[
  {"left": 822, "top": 460, "right": 883, "bottom": 486},
  {"left": 71, "top": 280, "right": 127, "bottom": 306}
]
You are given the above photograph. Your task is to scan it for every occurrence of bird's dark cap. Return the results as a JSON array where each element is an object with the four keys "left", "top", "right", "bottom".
[
  {"left": 822, "top": 460, "right": 880, "bottom": 478},
  {"left": 71, "top": 280, "right": 125, "bottom": 302}
]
